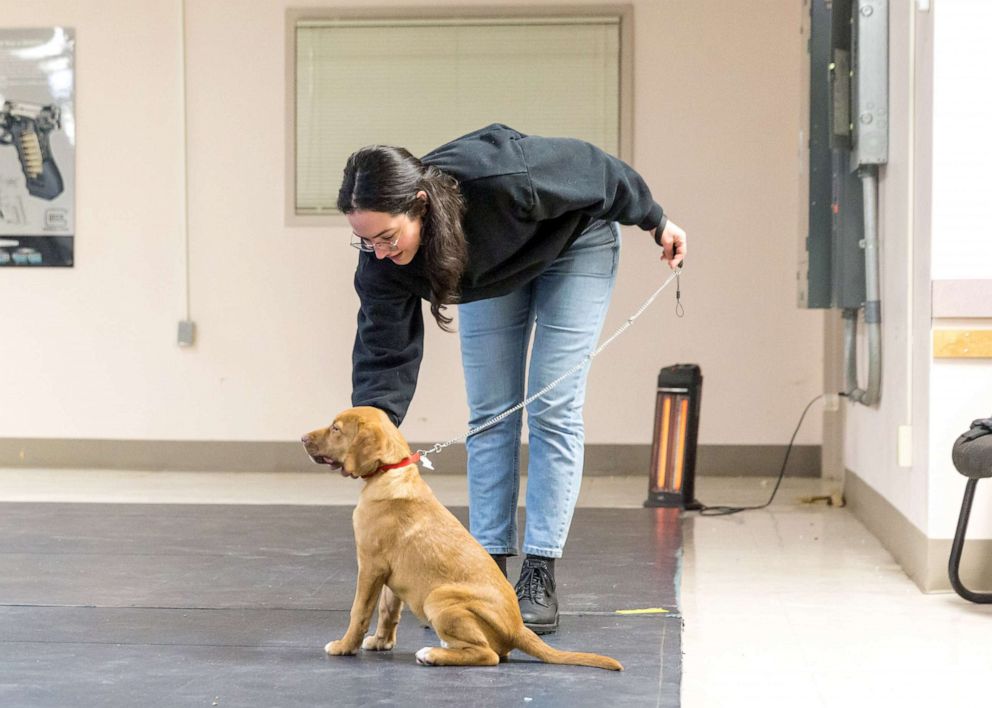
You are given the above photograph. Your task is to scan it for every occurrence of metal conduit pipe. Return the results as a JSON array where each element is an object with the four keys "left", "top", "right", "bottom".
[
  {"left": 842, "top": 308, "right": 859, "bottom": 395},
  {"left": 846, "top": 166, "right": 882, "bottom": 406}
]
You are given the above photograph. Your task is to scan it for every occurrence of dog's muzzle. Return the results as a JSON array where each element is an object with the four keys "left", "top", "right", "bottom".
[{"left": 307, "top": 453, "right": 342, "bottom": 470}]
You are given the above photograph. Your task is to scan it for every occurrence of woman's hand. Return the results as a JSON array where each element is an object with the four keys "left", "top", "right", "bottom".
[{"left": 656, "top": 220, "right": 686, "bottom": 270}]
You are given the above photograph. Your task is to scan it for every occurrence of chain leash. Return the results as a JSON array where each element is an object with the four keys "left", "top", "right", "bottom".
[{"left": 416, "top": 266, "right": 683, "bottom": 470}]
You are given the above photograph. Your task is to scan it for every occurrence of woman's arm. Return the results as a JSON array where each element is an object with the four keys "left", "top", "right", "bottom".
[
  {"left": 351, "top": 259, "right": 425, "bottom": 427},
  {"left": 519, "top": 135, "right": 686, "bottom": 270},
  {"left": 517, "top": 136, "right": 664, "bottom": 231}
]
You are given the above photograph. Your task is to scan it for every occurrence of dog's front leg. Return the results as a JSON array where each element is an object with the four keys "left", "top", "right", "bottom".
[
  {"left": 326, "top": 566, "right": 385, "bottom": 656},
  {"left": 362, "top": 585, "right": 403, "bottom": 651}
]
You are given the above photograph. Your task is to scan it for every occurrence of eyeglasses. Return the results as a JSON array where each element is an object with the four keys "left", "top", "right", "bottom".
[{"left": 351, "top": 233, "right": 400, "bottom": 253}]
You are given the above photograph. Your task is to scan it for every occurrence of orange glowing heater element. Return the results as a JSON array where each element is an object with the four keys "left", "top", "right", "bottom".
[{"left": 645, "top": 365, "right": 702, "bottom": 510}]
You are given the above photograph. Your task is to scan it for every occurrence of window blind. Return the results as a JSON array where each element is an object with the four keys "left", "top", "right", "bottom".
[{"left": 295, "top": 16, "right": 621, "bottom": 214}]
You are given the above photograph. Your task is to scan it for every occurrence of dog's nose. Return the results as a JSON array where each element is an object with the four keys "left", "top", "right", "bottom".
[{"left": 301, "top": 433, "right": 312, "bottom": 445}]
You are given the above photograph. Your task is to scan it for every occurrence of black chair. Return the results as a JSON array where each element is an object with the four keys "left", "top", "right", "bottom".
[{"left": 949, "top": 417, "right": 992, "bottom": 603}]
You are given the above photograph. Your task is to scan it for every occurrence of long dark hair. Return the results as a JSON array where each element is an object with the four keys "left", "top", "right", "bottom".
[{"left": 337, "top": 145, "right": 467, "bottom": 331}]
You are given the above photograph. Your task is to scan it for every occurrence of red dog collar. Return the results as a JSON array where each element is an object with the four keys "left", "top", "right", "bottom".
[{"left": 361, "top": 452, "right": 421, "bottom": 479}]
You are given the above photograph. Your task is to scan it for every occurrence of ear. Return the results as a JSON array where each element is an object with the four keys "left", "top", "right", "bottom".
[
  {"left": 341, "top": 424, "right": 381, "bottom": 478},
  {"left": 381, "top": 422, "right": 412, "bottom": 463}
]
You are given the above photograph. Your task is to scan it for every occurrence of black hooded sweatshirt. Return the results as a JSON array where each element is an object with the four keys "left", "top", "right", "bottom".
[{"left": 351, "top": 124, "right": 665, "bottom": 426}]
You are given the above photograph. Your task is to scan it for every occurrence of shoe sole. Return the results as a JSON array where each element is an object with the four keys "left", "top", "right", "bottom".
[{"left": 524, "top": 620, "right": 559, "bottom": 635}]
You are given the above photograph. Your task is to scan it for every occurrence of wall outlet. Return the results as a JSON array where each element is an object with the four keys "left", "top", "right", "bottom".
[{"left": 177, "top": 320, "right": 196, "bottom": 347}]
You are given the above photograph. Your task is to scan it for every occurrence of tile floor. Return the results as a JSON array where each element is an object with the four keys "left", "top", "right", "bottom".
[
  {"left": 683, "top": 476, "right": 992, "bottom": 708},
  {"left": 1, "top": 468, "right": 989, "bottom": 707}
]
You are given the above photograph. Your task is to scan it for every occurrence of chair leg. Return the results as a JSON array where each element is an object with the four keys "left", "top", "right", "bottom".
[{"left": 948, "top": 478, "right": 992, "bottom": 603}]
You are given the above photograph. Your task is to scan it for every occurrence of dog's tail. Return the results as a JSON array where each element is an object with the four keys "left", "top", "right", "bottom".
[{"left": 511, "top": 626, "right": 623, "bottom": 671}]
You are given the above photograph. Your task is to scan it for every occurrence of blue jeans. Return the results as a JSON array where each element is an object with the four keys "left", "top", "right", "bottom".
[{"left": 457, "top": 221, "right": 621, "bottom": 558}]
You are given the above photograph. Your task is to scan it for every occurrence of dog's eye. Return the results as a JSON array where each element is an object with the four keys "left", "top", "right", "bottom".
[{"left": 331, "top": 424, "right": 341, "bottom": 433}]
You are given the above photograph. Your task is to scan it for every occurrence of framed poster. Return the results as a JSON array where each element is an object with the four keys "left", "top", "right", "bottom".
[{"left": 0, "top": 28, "right": 74, "bottom": 267}]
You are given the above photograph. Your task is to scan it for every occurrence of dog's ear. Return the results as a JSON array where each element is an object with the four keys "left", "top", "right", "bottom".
[
  {"left": 341, "top": 423, "right": 380, "bottom": 478},
  {"left": 379, "top": 415, "right": 412, "bottom": 462}
]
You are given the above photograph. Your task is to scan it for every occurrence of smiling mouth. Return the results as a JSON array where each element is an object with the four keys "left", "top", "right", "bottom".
[{"left": 308, "top": 454, "right": 342, "bottom": 471}]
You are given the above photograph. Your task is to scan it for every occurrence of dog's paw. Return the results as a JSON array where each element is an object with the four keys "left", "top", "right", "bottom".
[
  {"left": 415, "top": 647, "right": 437, "bottom": 665},
  {"left": 325, "top": 639, "right": 357, "bottom": 656},
  {"left": 362, "top": 635, "right": 395, "bottom": 651}
]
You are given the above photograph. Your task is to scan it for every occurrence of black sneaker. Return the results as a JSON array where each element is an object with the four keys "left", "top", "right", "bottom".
[{"left": 515, "top": 556, "right": 559, "bottom": 634}]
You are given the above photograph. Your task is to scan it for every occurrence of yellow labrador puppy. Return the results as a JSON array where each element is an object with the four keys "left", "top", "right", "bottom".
[{"left": 302, "top": 406, "right": 622, "bottom": 671}]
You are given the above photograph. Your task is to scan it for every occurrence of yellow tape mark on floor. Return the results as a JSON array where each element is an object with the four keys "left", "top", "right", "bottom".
[{"left": 615, "top": 607, "right": 670, "bottom": 615}]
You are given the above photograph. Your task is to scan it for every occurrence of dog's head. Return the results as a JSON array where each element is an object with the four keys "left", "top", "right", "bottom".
[{"left": 301, "top": 406, "right": 411, "bottom": 479}]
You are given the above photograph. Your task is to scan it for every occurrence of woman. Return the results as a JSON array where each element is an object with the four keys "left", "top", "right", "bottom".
[{"left": 339, "top": 124, "right": 686, "bottom": 634}]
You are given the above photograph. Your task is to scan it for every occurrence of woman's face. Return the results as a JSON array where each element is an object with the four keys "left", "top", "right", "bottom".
[{"left": 346, "top": 194, "right": 425, "bottom": 266}]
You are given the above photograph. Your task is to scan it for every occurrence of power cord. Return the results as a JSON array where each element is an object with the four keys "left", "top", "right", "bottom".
[{"left": 694, "top": 392, "right": 843, "bottom": 516}]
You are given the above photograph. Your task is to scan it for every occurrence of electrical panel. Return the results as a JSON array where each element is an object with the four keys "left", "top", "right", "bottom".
[
  {"left": 800, "top": 0, "right": 870, "bottom": 310},
  {"left": 851, "top": 0, "right": 889, "bottom": 167}
]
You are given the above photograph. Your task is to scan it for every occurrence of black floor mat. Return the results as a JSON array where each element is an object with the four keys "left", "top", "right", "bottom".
[{"left": 0, "top": 503, "right": 683, "bottom": 707}]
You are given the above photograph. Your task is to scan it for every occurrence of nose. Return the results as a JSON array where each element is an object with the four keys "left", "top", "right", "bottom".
[
  {"left": 301, "top": 433, "right": 312, "bottom": 445},
  {"left": 374, "top": 248, "right": 389, "bottom": 260}
]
